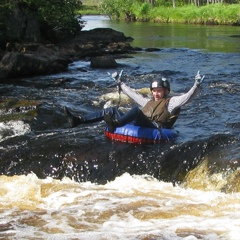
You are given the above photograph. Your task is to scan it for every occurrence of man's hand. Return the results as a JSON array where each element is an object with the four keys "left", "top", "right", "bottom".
[
  {"left": 195, "top": 70, "right": 205, "bottom": 85},
  {"left": 108, "top": 70, "right": 123, "bottom": 93}
]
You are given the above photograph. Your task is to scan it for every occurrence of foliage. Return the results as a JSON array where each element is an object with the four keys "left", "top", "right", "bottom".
[
  {"left": 27, "top": 0, "right": 83, "bottom": 36},
  {"left": 0, "top": 2, "right": 14, "bottom": 46},
  {"left": 0, "top": 0, "right": 83, "bottom": 47},
  {"left": 100, "top": 0, "right": 134, "bottom": 19},
  {"left": 99, "top": 0, "right": 240, "bottom": 25},
  {"left": 131, "top": 2, "right": 153, "bottom": 20},
  {"left": 139, "top": 2, "right": 151, "bottom": 16},
  {"left": 76, "top": 5, "right": 100, "bottom": 15}
]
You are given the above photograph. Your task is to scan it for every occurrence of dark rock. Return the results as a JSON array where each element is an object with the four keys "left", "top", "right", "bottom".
[
  {"left": 57, "top": 28, "right": 135, "bottom": 59},
  {"left": 145, "top": 47, "right": 161, "bottom": 52},
  {"left": 69, "top": 28, "right": 133, "bottom": 44},
  {"left": 229, "top": 34, "right": 240, "bottom": 38},
  {"left": 0, "top": 28, "right": 137, "bottom": 80},
  {"left": 133, "top": 46, "right": 143, "bottom": 51},
  {"left": 0, "top": 52, "right": 69, "bottom": 79},
  {"left": 0, "top": 51, "right": 5, "bottom": 61},
  {"left": 90, "top": 56, "right": 117, "bottom": 69}
]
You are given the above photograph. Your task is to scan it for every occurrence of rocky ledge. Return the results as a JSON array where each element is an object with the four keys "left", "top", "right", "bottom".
[{"left": 0, "top": 28, "right": 138, "bottom": 81}]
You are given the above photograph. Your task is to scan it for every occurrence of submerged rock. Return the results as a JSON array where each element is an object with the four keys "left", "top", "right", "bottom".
[{"left": 90, "top": 56, "right": 117, "bottom": 68}]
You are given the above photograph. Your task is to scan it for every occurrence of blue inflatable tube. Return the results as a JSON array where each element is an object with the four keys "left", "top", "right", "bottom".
[{"left": 105, "top": 124, "right": 178, "bottom": 144}]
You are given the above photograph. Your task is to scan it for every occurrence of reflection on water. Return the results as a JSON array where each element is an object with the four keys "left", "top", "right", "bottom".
[{"left": 82, "top": 15, "right": 240, "bottom": 53}]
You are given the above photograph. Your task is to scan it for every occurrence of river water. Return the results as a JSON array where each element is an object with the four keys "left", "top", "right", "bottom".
[{"left": 0, "top": 15, "right": 240, "bottom": 239}]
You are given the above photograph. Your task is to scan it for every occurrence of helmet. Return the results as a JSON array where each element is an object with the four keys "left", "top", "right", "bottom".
[{"left": 150, "top": 77, "right": 170, "bottom": 92}]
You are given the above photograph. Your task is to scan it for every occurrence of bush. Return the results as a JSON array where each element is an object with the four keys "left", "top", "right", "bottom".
[
  {"left": 100, "top": 0, "right": 133, "bottom": 19},
  {"left": 0, "top": 0, "right": 83, "bottom": 47},
  {"left": 99, "top": 0, "right": 240, "bottom": 25}
]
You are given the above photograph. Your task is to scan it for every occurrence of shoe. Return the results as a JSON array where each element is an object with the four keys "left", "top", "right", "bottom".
[
  {"left": 63, "top": 106, "right": 83, "bottom": 128},
  {"left": 104, "top": 113, "right": 118, "bottom": 133}
]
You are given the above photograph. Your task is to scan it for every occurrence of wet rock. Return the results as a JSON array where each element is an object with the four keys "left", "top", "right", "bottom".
[
  {"left": 0, "top": 52, "right": 69, "bottom": 79},
  {"left": 229, "top": 34, "right": 240, "bottom": 38},
  {"left": 145, "top": 47, "right": 161, "bottom": 52},
  {"left": 0, "top": 28, "right": 136, "bottom": 80},
  {"left": 57, "top": 29, "right": 134, "bottom": 59},
  {"left": 90, "top": 56, "right": 117, "bottom": 69},
  {"left": 0, "top": 98, "right": 40, "bottom": 123},
  {"left": 70, "top": 28, "right": 133, "bottom": 43}
]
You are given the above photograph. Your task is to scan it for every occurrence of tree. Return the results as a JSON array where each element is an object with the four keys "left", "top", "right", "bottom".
[{"left": 0, "top": 0, "right": 83, "bottom": 48}]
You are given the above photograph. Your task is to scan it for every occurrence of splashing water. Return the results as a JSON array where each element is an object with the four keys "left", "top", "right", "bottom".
[
  {"left": 0, "top": 120, "right": 31, "bottom": 142},
  {"left": 0, "top": 173, "right": 240, "bottom": 239}
]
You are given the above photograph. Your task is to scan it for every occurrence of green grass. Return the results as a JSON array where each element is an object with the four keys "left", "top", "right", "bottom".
[
  {"left": 77, "top": 3, "right": 240, "bottom": 25},
  {"left": 76, "top": 5, "right": 101, "bottom": 15},
  {"left": 131, "top": 3, "right": 240, "bottom": 25}
]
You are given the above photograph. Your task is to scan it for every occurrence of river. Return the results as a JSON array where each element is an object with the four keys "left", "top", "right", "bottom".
[{"left": 0, "top": 15, "right": 239, "bottom": 239}]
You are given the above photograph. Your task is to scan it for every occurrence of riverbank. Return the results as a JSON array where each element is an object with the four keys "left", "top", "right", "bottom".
[
  {"left": 81, "top": 3, "right": 240, "bottom": 25},
  {"left": 0, "top": 28, "right": 136, "bottom": 81},
  {"left": 148, "top": 4, "right": 240, "bottom": 25}
]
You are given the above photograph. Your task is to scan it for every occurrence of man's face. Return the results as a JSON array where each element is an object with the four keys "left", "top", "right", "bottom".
[{"left": 152, "top": 87, "right": 167, "bottom": 101}]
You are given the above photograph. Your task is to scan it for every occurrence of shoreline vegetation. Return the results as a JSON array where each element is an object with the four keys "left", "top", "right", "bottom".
[
  {"left": 0, "top": 1, "right": 239, "bottom": 52},
  {"left": 0, "top": 1, "right": 238, "bottom": 82},
  {"left": 79, "top": 3, "right": 240, "bottom": 26}
]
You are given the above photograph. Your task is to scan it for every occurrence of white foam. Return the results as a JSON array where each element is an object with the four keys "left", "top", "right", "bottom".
[
  {"left": 1, "top": 173, "right": 240, "bottom": 239},
  {"left": 0, "top": 120, "right": 31, "bottom": 142}
]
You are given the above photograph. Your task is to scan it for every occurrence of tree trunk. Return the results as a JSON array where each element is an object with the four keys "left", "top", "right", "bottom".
[{"left": 172, "top": 0, "right": 176, "bottom": 8}]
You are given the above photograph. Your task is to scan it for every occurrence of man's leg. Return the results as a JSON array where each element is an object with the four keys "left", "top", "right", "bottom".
[
  {"left": 104, "top": 106, "right": 156, "bottom": 132},
  {"left": 118, "top": 106, "right": 156, "bottom": 128},
  {"left": 82, "top": 107, "right": 123, "bottom": 123},
  {"left": 64, "top": 106, "right": 123, "bottom": 127}
]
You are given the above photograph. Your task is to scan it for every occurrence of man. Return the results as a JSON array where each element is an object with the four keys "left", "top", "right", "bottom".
[{"left": 64, "top": 71, "right": 205, "bottom": 132}]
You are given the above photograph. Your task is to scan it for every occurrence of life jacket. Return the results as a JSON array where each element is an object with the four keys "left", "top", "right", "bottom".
[{"left": 141, "top": 98, "right": 180, "bottom": 129}]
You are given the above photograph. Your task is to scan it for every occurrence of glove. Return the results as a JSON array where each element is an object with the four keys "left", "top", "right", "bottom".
[
  {"left": 195, "top": 70, "right": 205, "bottom": 85},
  {"left": 108, "top": 70, "right": 123, "bottom": 93}
]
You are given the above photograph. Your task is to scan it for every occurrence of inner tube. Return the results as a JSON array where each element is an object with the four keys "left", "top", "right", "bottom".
[{"left": 105, "top": 124, "right": 178, "bottom": 144}]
